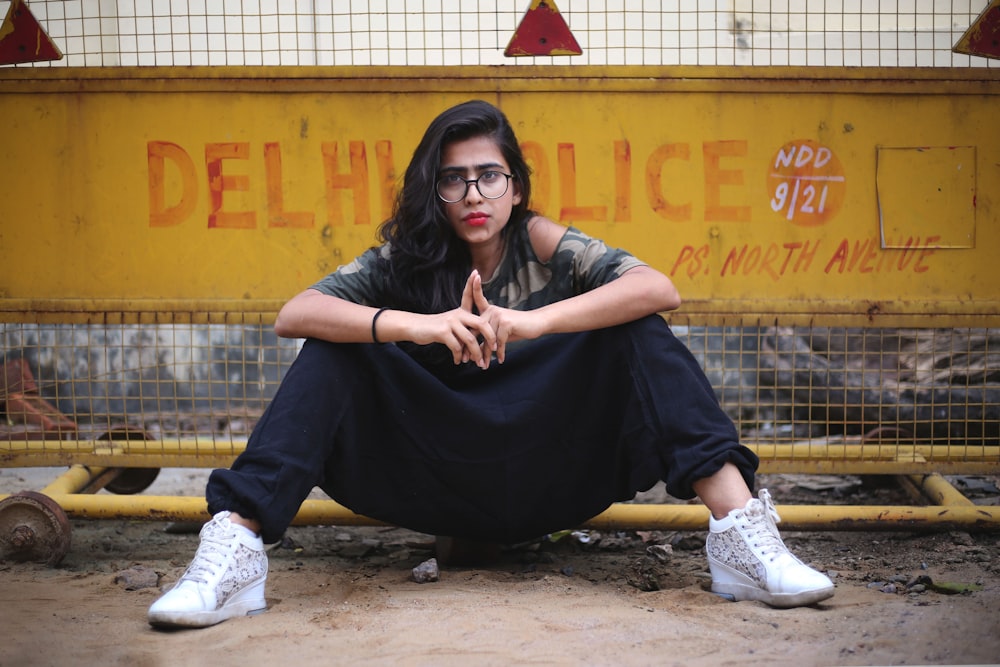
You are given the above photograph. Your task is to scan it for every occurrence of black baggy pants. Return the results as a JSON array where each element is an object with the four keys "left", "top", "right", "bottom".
[{"left": 207, "top": 315, "right": 758, "bottom": 544}]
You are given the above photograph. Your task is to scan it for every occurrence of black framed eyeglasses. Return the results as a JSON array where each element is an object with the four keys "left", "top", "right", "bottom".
[{"left": 436, "top": 170, "right": 513, "bottom": 203}]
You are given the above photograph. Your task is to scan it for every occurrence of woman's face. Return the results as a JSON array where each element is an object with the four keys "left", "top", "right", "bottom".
[{"left": 438, "top": 135, "right": 522, "bottom": 253}]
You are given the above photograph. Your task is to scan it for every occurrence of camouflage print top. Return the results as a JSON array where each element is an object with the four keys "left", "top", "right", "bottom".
[{"left": 309, "top": 225, "right": 646, "bottom": 310}]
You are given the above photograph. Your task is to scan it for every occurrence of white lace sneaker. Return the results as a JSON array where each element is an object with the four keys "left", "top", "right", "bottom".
[
  {"left": 148, "top": 511, "right": 268, "bottom": 628},
  {"left": 706, "top": 489, "right": 835, "bottom": 608}
]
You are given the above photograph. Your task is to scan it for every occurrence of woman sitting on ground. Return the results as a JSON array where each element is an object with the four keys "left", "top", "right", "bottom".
[{"left": 148, "top": 99, "right": 834, "bottom": 629}]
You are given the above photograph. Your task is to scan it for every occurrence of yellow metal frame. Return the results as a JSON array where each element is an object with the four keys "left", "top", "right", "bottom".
[
  {"left": 1, "top": 66, "right": 998, "bottom": 547},
  {"left": 3, "top": 459, "right": 997, "bottom": 533}
]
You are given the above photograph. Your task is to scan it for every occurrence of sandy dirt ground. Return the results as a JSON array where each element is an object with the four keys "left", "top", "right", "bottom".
[{"left": 1, "top": 469, "right": 999, "bottom": 667}]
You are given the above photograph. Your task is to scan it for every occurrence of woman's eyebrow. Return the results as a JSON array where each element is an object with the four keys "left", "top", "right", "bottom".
[{"left": 439, "top": 161, "right": 505, "bottom": 174}]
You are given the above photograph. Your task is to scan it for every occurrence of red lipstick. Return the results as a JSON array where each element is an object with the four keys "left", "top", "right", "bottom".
[{"left": 464, "top": 212, "right": 488, "bottom": 226}]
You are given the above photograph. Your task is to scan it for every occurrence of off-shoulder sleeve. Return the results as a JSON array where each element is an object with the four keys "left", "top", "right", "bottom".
[
  {"left": 549, "top": 226, "right": 646, "bottom": 294},
  {"left": 308, "top": 245, "right": 389, "bottom": 306}
]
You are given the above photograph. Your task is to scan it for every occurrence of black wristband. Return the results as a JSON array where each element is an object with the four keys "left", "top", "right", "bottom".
[{"left": 371, "top": 307, "right": 390, "bottom": 344}]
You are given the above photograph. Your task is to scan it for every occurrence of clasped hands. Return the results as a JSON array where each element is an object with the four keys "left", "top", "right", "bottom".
[{"left": 422, "top": 270, "right": 537, "bottom": 369}]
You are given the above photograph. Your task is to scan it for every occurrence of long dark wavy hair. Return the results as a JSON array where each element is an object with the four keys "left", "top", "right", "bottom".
[{"left": 378, "top": 100, "right": 534, "bottom": 314}]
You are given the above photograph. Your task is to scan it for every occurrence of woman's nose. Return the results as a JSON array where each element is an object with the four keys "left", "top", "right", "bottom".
[{"left": 464, "top": 181, "right": 485, "bottom": 202}]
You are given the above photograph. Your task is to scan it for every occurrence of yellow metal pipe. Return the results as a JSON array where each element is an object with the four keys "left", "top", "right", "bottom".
[
  {"left": 2, "top": 440, "right": 997, "bottom": 480},
  {"left": 5, "top": 306, "right": 1000, "bottom": 329},
  {"left": 0, "top": 453, "right": 237, "bottom": 470},
  {"left": 0, "top": 494, "right": 387, "bottom": 527},
  {"left": 0, "top": 437, "right": 1000, "bottom": 466},
  {"left": 4, "top": 440, "right": 997, "bottom": 461},
  {"left": 39, "top": 465, "right": 131, "bottom": 495},
  {"left": 910, "top": 473, "right": 976, "bottom": 507},
  {"left": 2, "top": 65, "right": 998, "bottom": 97},
  {"left": 39, "top": 466, "right": 112, "bottom": 495},
  {"left": 6, "top": 454, "right": 995, "bottom": 477},
  {"left": 758, "top": 461, "right": 1000, "bottom": 476},
  {"left": 0, "top": 439, "right": 248, "bottom": 455},
  {"left": 6, "top": 299, "right": 1000, "bottom": 328},
  {"left": 753, "top": 444, "right": 1000, "bottom": 462},
  {"left": 3, "top": 493, "right": 998, "bottom": 532},
  {"left": 586, "top": 504, "right": 1000, "bottom": 532}
]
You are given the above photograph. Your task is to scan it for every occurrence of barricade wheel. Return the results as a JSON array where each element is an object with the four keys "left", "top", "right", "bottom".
[
  {"left": 105, "top": 468, "right": 160, "bottom": 495},
  {"left": 97, "top": 426, "right": 160, "bottom": 494},
  {"left": 0, "top": 491, "right": 72, "bottom": 566}
]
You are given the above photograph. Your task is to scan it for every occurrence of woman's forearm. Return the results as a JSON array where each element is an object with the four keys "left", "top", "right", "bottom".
[
  {"left": 530, "top": 266, "right": 681, "bottom": 336},
  {"left": 273, "top": 290, "right": 379, "bottom": 342}
]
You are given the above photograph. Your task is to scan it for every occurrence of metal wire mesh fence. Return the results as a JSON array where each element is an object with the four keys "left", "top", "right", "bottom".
[
  {"left": 3, "top": 321, "right": 997, "bottom": 473},
  {"left": 0, "top": 320, "right": 297, "bottom": 452},
  {"left": 5, "top": 0, "right": 996, "bottom": 68}
]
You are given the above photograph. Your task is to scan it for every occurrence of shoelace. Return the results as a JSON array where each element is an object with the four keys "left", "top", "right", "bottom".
[
  {"left": 740, "top": 496, "right": 788, "bottom": 563},
  {"left": 758, "top": 489, "right": 783, "bottom": 529},
  {"left": 180, "top": 526, "right": 234, "bottom": 585}
]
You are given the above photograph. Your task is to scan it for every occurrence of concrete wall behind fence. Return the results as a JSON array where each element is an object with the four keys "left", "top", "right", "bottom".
[{"left": 1, "top": 323, "right": 300, "bottom": 423}]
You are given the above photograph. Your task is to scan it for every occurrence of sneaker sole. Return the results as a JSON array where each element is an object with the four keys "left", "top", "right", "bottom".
[
  {"left": 711, "top": 581, "right": 835, "bottom": 608},
  {"left": 148, "top": 580, "right": 267, "bottom": 628}
]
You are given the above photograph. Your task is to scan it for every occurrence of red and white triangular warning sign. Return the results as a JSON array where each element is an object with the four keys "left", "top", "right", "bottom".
[
  {"left": 505, "top": 0, "right": 582, "bottom": 57},
  {"left": 0, "top": 0, "right": 63, "bottom": 65},
  {"left": 953, "top": 0, "right": 1000, "bottom": 60}
]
